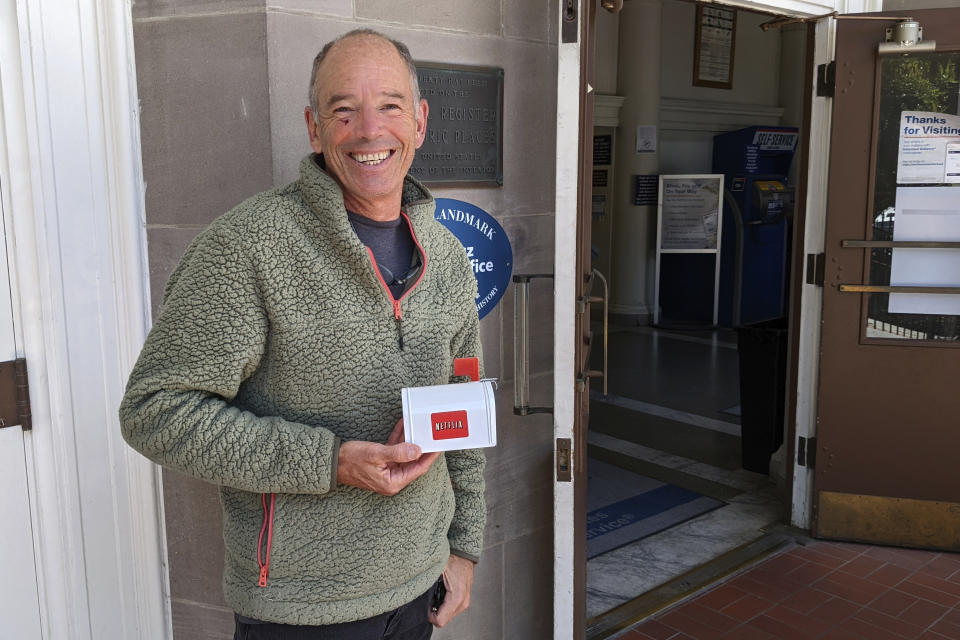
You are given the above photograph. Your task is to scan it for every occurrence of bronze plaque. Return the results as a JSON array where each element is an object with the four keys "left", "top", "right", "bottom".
[{"left": 411, "top": 64, "right": 503, "bottom": 186}]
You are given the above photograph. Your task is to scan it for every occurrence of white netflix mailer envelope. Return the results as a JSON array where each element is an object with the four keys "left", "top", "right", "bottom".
[{"left": 401, "top": 380, "right": 497, "bottom": 453}]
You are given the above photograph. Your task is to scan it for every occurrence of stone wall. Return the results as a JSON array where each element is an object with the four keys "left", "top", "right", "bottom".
[{"left": 133, "top": 1, "right": 558, "bottom": 638}]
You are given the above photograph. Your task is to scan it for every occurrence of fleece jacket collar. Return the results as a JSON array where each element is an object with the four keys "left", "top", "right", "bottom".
[{"left": 298, "top": 154, "right": 435, "bottom": 233}]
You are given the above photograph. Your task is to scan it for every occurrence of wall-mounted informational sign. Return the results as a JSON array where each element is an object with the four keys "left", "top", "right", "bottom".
[
  {"left": 593, "top": 135, "right": 612, "bottom": 165},
  {"left": 654, "top": 175, "right": 724, "bottom": 325},
  {"left": 433, "top": 198, "right": 512, "bottom": 320},
  {"left": 592, "top": 195, "right": 606, "bottom": 217},
  {"left": 693, "top": 4, "right": 736, "bottom": 90},
  {"left": 636, "top": 125, "right": 657, "bottom": 153},
  {"left": 593, "top": 169, "right": 608, "bottom": 188},
  {"left": 411, "top": 64, "right": 504, "bottom": 186},
  {"left": 897, "top": 111, "right": 960, "bottom": 184},
  {"left": 633, "top": 174, "right": 659, "bottom": 206}
]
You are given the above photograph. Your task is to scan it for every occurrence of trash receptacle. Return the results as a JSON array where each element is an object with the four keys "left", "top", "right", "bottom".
[{"left": 735, "top": 318, "right": 787, "bottom": 474}]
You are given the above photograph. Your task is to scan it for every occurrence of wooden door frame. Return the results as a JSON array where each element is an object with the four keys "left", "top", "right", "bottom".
[
  {"left": 554, "top": 0, "right": 585, "bottom": 637},
  {"left": 788, "top": 15, "right": 841, "bottom": 531}
]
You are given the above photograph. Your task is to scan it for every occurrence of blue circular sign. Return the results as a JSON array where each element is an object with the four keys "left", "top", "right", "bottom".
[{"left": 433, "top": 198, "right": 512, "bottom": 320}]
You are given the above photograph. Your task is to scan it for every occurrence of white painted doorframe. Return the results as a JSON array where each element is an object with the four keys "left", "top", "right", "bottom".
[
  {"left": 553, "top": 1, "right": 582, "bottom": 635},
  {"left": 0, "top": 77, "right": 42, "bottom": 635},
  {"left": 0, "top": 1, "right": 169, "bottom": 638}
]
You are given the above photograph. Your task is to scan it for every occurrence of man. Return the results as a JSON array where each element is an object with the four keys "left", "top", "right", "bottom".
[{"left": 120, "top": 29, "right": 484, "bottom": 639}]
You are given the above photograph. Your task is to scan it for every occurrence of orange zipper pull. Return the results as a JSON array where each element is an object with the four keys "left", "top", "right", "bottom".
[
  {"left": 393, "top": 301, "right": 404, "bottom": 350},
  {"left": 258, "top": 565, "right": 268, "bottom": 587}
]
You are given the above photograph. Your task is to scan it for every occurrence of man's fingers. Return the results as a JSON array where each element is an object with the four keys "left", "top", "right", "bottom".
[
  {"left": 428, "top": 599, "right": 453, "bottom": 627},
  {"left": 428, "top": 583, "right": 465, "bottom": 628},
  {"left": 406, "top": 451, "right": 440, "bottom": 475},
  {"left": 386, "top": 418, "right": 404, "bottom": 446},
  {"left": 338, "top": 439, "right": 439, "bottom": 495},
  {"left": 389, "top": 450, "right": 439, "bottom": 487}
]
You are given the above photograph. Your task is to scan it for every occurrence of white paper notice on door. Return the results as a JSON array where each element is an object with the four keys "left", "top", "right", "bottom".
[
  {"left": 896, "top": 111, "right": 960, "bottom": 184},
  {"left": 889, "top": 186, "right": 960, "bottom": 315}
]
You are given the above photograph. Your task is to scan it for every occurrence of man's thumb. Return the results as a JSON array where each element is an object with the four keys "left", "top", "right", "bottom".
[{"left": 388, "top": 442, "right": 421, "bottom": 462}]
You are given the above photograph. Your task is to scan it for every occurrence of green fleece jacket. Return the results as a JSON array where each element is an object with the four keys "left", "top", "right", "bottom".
[{"left": 119, "top": 155, "right": 485, "bottom": 625}]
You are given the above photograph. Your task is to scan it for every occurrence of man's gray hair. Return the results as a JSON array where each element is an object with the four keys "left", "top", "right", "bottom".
[{"left": 308, "top": 29, "right": 421, "bottom": 120}]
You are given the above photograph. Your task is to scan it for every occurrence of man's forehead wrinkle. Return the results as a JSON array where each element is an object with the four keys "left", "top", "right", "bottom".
[{"left": 323, "top": 90, "right": 410, "bottom": 108}]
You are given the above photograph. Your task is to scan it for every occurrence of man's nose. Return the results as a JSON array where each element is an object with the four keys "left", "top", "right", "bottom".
[{"left": 355, "top": 105, "right": 384, "bottom": 139}]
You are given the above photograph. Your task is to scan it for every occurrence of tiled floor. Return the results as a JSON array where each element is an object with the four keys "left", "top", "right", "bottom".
[
  {"left": 617, "top": 540, "right": 960, "bottom": 640},
  {"left": 587, "top": 326, "right": 783, "bottom": 618}
]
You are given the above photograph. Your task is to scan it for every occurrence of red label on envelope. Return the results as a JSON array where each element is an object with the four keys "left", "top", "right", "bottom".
[{"left": 431, "top": 410, "right": 469, "bottom": 440}]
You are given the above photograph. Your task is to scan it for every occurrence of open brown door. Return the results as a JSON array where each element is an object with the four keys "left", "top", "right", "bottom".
[
  {"left": 573, "top": 0, "right": 598, "bottom": 635},
  {"left": 814, "top": 8, "right": 960, "bottom": 550}
]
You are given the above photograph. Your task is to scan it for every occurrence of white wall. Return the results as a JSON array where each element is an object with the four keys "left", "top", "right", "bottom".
[
  {"left": 659, "top": 2, "right": 787, "bottom": 174},
  {"left": 595, "top": 9, "right": 620, "bottom": 95},
  {"left": 883, "top": 0, "right": 960, "bottom": 8}
]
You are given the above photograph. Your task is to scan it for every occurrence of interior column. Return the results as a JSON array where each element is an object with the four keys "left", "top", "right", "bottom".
[{"left": 609, "top": 0, "right": 661, "bottom": 324}]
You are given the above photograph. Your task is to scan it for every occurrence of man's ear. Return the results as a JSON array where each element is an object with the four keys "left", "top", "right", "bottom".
[
  {"left": 414, "top": 99, "right": 429, "bottom": 149},
  {"left": 305, "top": 107, "right": 323, "bottom": 154}
]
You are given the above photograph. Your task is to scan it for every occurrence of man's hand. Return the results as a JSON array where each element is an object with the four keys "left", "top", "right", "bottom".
[
  {"left": 337, "top": 419, "right": 439, "bottom": 495},
  {"left": 428, "top": 554, "right": 475, "bottom": 628}
]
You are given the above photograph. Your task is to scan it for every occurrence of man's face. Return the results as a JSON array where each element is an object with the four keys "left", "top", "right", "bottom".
[{"left": 306, "top": 35, "right": 428, "bottom": 217}]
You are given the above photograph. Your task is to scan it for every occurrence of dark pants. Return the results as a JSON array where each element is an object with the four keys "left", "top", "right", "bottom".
[{"left": 233, "top": 583, "right": 435, "bottom": 640}]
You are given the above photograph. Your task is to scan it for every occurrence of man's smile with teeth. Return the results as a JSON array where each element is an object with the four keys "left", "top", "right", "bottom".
[{"left": 351, "top": 150, "right": 393, "bottom": 166}]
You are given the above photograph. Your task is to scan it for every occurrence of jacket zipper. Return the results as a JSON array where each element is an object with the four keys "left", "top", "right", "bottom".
[
  {"left": 257, "top": 493, "right": 275, "bottom": 587},
  {"left": 364, "top": 212, "right": 428, "bottom": 350},
  {"left": 254, "top": 215, "right": 426, "bottom": 587}
]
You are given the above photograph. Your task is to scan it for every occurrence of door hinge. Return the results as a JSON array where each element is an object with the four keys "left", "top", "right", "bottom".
[
  {"left": 556, "top": 438, "right": 572, "bottom": 482},
  {"left": 797, "top": 436, "right": 816, "bottom": 468},
  {"left": 806, "top": 253, "right": 825, "bottom": 287},
  {"left": 561, "top": 0, "right": 579, "bottom": 44},
  {"left": 0, "top": 358, "right": 32, "bottom": 430},
  {"left": 817, "top": 61, "right": 835, "bottom": 98}
]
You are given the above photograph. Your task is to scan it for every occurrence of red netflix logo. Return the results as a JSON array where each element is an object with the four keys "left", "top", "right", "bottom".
[{"left": 431, "top": 410, "right": 469, "bottom": 440}]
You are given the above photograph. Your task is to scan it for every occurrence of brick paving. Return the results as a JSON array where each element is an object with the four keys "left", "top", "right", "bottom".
[{"left": 618, "top": 541, "right": 960, "bottom": 640}]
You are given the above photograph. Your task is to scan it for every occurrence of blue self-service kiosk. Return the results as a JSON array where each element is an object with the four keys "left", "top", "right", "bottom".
[{"left": 712, "top": 126, "right": 798, "bottom": 327}]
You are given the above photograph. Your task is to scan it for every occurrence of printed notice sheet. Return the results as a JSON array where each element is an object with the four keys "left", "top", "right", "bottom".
[
  {"left": 889, "top": 186, "right": 960, "bottom": 315},
  {"left": 897, "top": 111, "right": 960, "bottom": 184},
  {"left": 659, "top": 177, "right": 722, "bottom": 250}
]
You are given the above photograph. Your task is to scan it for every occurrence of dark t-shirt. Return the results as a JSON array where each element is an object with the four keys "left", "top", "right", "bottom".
[{"left": 347, "top": 211, "right": 418, "bottom": 299}]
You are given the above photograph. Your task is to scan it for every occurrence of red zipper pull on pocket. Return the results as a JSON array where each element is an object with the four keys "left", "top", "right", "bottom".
[{"left": 257, "top": 493, "right": 276, "bottom": 588}]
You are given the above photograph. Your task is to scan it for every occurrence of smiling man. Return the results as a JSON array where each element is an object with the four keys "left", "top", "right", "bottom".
[{"left": 119, "top": 29, "right": 485, "bottom": 640}]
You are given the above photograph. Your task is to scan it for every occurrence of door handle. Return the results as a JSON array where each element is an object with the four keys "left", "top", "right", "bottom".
[
  {"left": 839, "top": 284, "right": 960, "bottom": 294},
  {"left": 512, "top": 274, "right": 554, "bottom": 416},
  {"left": 841, "top": 240, "right": 960, "bottom": 249},
  {"left": 576, "top": 269, "right": 608, "bottom": 395}
]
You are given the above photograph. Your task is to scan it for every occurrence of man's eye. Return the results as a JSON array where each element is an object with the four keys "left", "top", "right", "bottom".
[
  {"left": 333, "top": 107, "right": 354, "bottom": 115},
  {"left": 382, "top": 104, "right": 401, "bottom": 111}
]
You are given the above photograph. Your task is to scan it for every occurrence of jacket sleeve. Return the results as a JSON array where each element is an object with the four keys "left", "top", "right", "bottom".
[
  {"left": 444, "top": 253, "right": 487, "bottom": 563},
  {"left": 118, "top": 223, "right": 339, "bottom": 494}
]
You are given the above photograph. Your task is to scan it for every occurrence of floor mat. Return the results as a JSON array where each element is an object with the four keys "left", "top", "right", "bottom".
[{"left": 587, "top": 458, "right": 724, "bottom": 559}]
